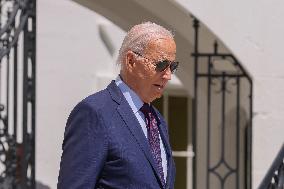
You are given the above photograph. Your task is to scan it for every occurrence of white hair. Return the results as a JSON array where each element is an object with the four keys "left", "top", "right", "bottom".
[{"left": 116, "top": 22, "right": 174, "bottom": 65}]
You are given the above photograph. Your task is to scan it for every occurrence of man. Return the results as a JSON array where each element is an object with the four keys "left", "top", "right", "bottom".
[{"left": 58, "top": 22, "right": 179, "bottom": 189}]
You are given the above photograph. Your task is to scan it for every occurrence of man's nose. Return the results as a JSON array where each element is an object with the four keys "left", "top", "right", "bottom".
[{"left": 162, "top": 67, "right": 172, "bottom": 80}]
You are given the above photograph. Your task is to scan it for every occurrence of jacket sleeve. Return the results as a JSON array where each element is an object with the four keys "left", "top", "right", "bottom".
[{"left": 57, "top": 101, "right": 108, "bottom": 189}]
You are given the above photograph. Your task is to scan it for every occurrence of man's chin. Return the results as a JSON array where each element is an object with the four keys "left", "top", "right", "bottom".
[
  {"left": 156, "top": 93, "right": 163, "bottom": 99},
  {"left": 149, "top": 93, "right": 163, "bottom": 103}
]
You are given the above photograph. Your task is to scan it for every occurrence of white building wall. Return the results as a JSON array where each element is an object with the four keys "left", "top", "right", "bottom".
[{"left": 176, "top": 0, "right": 284, "bottom": 188}]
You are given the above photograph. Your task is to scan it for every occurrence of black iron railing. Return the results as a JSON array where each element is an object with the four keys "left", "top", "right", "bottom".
[
  {"left": 191, "top": 17, "right": 253, "bottom": 189},
  {"left": 258, "top": 143, "right": 284, "bottom": 189},
  {"left": 0, "top": 0, "right": 36, "bottom": 188}
]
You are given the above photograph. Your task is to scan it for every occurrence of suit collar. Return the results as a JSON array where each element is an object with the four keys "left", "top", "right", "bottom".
[
  {"left": 115, "top": 76, "right": 144, "bottom": 114},
  {"left": 106, "top": 81, "right": 122, "bottom": 104}
]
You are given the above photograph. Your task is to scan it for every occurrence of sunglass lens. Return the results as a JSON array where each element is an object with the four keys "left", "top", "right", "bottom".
[
  {"left": 155, "top": 60, "right": 179, "bottom": 73},
  {"left": 170, "top": 62, "right": 179, "bottom": 73},
  {"left": 156, "top": 60, "right": 170, "bottom": 72}
]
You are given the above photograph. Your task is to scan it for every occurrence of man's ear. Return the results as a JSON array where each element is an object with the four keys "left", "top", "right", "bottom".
[{"left": 126, "top": 51, "right": 135, "bottom": 68}]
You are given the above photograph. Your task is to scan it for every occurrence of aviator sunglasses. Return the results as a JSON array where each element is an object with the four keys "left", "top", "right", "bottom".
[{"left": 132, "top": 51, "right": 179, "bottom": 74}]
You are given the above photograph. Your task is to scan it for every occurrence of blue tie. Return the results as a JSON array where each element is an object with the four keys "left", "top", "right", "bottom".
[{"left": 140, "top": 103, "right": 165, "bottom": 186}]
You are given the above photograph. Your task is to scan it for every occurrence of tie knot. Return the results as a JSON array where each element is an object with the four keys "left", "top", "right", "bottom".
[{"left": 140, "top": 103, "right": 151, "bottom": 116}]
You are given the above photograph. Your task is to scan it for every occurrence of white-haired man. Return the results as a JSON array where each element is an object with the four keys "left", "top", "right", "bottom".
[{"left": 58, "top": 22, "right": 179, "bottom": 189}]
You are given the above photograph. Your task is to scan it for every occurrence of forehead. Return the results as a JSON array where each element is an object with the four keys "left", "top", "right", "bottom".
[{"left": 143, "top": 37, "right": 176, "bottom": 60}]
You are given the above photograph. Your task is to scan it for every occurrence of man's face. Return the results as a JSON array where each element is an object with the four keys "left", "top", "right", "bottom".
[{"left": 126, "top": 37, "right": 176, "bottom": 103}]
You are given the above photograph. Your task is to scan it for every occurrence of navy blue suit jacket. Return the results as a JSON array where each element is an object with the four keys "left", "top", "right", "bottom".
[{"left": 57, "top": 81, "right": 176, "bottom": 189}]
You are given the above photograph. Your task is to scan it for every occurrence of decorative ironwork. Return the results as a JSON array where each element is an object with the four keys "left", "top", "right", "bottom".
[
  {"left": 258, "top": 143, "right": 284, "bottom": 189},
  {"left": 0, "top": 0, "right": 36, "bottom": 188},
  {"left": 191, "top": 17, "right": 252, "bottom": 189}
]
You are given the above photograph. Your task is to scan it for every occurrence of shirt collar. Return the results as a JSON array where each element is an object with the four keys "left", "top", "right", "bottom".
[{"left": 115, "top": 75, "right": 144, "bottom": 113}]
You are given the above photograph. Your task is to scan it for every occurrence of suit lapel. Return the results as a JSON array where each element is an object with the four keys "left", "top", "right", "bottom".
[{"left": 107, "top": 81, "right": 166, "bottom": 188}]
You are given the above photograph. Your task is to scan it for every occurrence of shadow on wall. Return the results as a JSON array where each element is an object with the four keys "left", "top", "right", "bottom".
[{"left": 36, "top": 181, "right": 51, "bottom": 189}]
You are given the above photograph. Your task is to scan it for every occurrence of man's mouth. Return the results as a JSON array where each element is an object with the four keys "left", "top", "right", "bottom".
[{"left": 153, "top": 84, "right": 165, "bottom": 89}]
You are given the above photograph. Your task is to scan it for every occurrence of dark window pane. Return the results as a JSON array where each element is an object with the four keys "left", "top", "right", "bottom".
[
  {"left": 174, "top": 157, "right": 187, "bottom": 189},
  {"left": 168, "top": 96, "right": 188, "bottom": 151}
]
